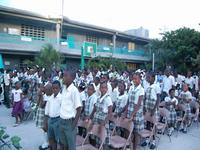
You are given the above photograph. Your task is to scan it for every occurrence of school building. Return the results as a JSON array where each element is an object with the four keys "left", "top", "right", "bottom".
[{"left": 0, "top": 5, "right": 151, "bottom": 70}]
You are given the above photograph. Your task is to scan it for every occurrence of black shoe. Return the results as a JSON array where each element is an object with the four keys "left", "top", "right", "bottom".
[
  {"left": 182, "top": 128, "right": 187, "bottom": 134},
  {"left": 141, "top": 141, "right": 148, "bottom": 147},
  {"left": 149, "top": 143, "right": 156, "bottom": 149}
]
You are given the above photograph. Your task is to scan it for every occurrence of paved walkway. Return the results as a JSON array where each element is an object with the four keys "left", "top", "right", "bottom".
[{"left": 0, "top": 105, "right": 200, "bottom": 150}]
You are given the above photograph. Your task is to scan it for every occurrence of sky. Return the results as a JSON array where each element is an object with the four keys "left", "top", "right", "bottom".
[{"left": 1, "top": 0, "right": 200, "bottom": 38}]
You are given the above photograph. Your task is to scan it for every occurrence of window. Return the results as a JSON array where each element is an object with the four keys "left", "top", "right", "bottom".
[
  {"left": 128, "top": 42, "right": 135, "bottom": 52},
  {"left": 86, "top": 35, "right": 98, "bottom": 44},
  {"left": 21, "top": 24, "right": 45, "bottom": 41}
]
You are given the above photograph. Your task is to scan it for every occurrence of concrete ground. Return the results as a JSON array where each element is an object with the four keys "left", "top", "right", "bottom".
[{"left": 0, "top": 105, "right": 200, "bottom": 150}]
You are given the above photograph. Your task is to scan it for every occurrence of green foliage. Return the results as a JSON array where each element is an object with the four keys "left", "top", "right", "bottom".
[
  {"left": 148, "top": 27, "right": 200, "bottom": 72},
  {"left": 0, "top": 126, "right": 22, "bottom": 149},
  {"left": 87, "top": 56, "right": 127, "bottom": 71},
  {"left": 35, "top": 44, "right": 62, "bottom": 71}
]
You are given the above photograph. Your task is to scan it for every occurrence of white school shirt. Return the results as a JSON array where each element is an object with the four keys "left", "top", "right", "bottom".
[
  {"left": 165, "top": 96, "right": 178, "bottom": 105},
  {"left": 60, "top": 84, "right": 82, "bottom": 119},
  {"left": 45, "top": 93, "right": 62, "bottom": 118},
  {"left": 80, "top": 90, "right": 87, "bottom": 103},
  {"left": 12, "top": 89, "right": 22, "bottom": 102},
  {"left": 116, "top": 94, "right": 128, "bottom": 109},
  {"left": 184, "top": 77, "right": 195, "bottom": 89},
  {"left": 44, "top": 94, "right": 52, "bottom": 115},
  {"left": 179, "top": 91, "right": 192, "bottom": 100},
  {"left": 4, "top": 72, "right": 10, "bottom": 86},
  {"left": 110, "top": 87, "right": 119, "bottom": 103},
  {"left": 162, "top": 75, "right": 175, "bottom": 94},
  {"left": 130, "top": 84, "right": 145, "bottom": 104},
  {"left": 97, "top": 93, "right": 113, "bottom": 113},
  {"left": 149, "top": 83, "right": 161, "bottom": 100},
  {"left": 86, "top": 93, "right": 97, "bottom": 115}
]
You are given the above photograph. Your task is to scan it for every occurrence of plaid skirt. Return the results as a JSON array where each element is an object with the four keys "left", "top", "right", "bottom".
[
  {"left": 12, "top": 101, "right": 23, "bottom": 117},
  {"left": 133, "top": 111, "right": 144, "bottom": 132},
  {"left": 167, "top": 109, "right": 177, "bottom": 125},
  {"left": 184, "top": 104, "right": 191, "bottom": 119},
  {"left": 35, "top": 107, "right": 45, "bottom": 128}
]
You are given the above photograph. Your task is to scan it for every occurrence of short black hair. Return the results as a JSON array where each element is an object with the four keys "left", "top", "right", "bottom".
[
  {"left": 63, "top": 68, "right": 77, "bottom": 80},
  {"left": 169, "top": 88, "right": 175, "bottom": 94},
  {"left": 52, "top": 80, "right": 61, "bottom": 88}
]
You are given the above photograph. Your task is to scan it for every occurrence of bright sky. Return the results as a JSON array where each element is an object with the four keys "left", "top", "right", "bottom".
[{"left": 1, "top": 0, "right": 200, "bottom": 38}]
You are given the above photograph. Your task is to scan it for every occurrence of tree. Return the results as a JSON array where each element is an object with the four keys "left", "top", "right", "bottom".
[
  {"left": 35, "top": 44, "right": 62, "bottom": 72},
  {"left": 87, "top": 56, "right": 127, "bottom": 71},
  {"left": 148, "top": 27, "right": 200, "bottom": 72}
]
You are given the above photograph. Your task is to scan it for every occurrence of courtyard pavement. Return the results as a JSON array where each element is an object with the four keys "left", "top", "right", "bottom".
[{"left": 0, "top": 105, "right": 200, "bottom": 150}]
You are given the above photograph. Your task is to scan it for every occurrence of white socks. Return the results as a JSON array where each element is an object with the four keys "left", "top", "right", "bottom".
[{"left": 41, "top": 130, "right": 49, "bottom": 148}]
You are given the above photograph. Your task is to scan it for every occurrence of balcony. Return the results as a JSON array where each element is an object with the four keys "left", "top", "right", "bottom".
[{"left": 0, "top": 32, "right": 150, "bottom": 61}]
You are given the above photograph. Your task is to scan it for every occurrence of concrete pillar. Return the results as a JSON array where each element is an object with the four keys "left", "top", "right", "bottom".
[{"left": 56, "top": 23, "right": 61, "bottom": 50}]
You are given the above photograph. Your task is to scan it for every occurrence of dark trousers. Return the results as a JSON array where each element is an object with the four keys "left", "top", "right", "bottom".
[
  {"left": 4, "top": 85, "right": 10, "bottom": 107},
  {"left": 59, "top": 118, "right": 76, "bottom": 150}
]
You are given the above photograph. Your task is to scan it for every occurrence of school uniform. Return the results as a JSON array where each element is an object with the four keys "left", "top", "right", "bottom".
[
  {"left": 59, "top": 84, "right": 82, "bottom": 150},
  {"left": 93, "top": 94, "right": 113, "bottom": 124},
  {"left": 127, "top": 84, "right": 145, "bottom": 132},
  {"left": 164, "top": 96, "right": 178, "bottom": 125},
  {"left": 110, "top": 87, "right": 119, "bottom": 104},
  {"left": 35, "top": 94, "right": 49, "bottom": 128},
  {"left": 45, "top": 93, "right": 62, "bottom": 142},
  {"left": 144, "top": 83, "right": 161, "bottom": 112},
  {"left": 179, "top": 91, "right": 192, "bottom": 119},
  {"left": 84, "top": 93, "right": 97, "bottom": 117},
  {"left": 114, "top": 94, "right": 128, "bottom": 115}
]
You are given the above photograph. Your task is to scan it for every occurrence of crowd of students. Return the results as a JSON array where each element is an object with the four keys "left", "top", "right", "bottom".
[{"left": 0, "top": 66, "right": 200, "bottom": 150}]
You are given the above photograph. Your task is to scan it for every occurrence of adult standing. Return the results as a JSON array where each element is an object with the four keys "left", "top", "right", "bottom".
[{"left": 60, "top": 69, "right": 82, "bottom": 150}]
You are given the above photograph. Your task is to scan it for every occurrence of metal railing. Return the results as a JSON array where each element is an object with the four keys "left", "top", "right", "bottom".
[{"left": 0, "top": 32, "right": 150, "bottom": 57}]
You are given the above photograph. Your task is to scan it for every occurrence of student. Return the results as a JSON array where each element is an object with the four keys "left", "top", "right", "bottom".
[
  {"left": 144, "top": 72, "right": 161, "bottom": 116},
  {"left": 114, "top": 81, "right": 128, "bottom": 117},
  {"left": 11, "top": 81, "right": 23, "bottom": 127},
  {"left": 110, "top": 79, "right": 119, "bottom": 105},
  {"left": 83, "top": 83, "right": 97, "bottom": 120},
  {"left": 59, "top": 69, "right": 82, "bottom": 150},
  {"left": 35, "top": 83, "right": 52, "bottom": 150},
  {"left": 22, "top": 90, "right": 31, "bottom": 114},
  {"left": 143, "top": 72, "right": 161, "bottom": 149},
  {"left": 45, "top": 80, "right": 62, "bottom": 150},
  {"left": 126, "top": 73, "right": 145, "bottom": 150},
  {"left": 179, "top": 83, "right": 192, "bottom": 133},
  {"left": 164, "top": 89, "right": 178, "bottom": 136},
  {"left": 90, "top": 81, "right": 113, "bottom": 125},
  {"left": 78, "top": 82, "right": 87, "bottom": 110}
]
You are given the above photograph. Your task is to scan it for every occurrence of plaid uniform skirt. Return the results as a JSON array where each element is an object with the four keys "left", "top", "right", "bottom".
[
  {"left": 12, "top": 101, "right": 23, "bottom": 117},
  {"left": 35, "top": 107, "right": 45, "bottom": 128},
  {"left": 167, "top": 107, "right": 177, "bottom": 125},
  {"left": 133, "top": 111, "right": 144, "bottom": 132},
  {"left": 184, "top": 104, "right": 191, "bottom": 119}
]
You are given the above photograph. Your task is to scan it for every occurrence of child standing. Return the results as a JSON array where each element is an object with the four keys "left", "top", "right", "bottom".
[
  {"left": 11, "top": 81, "right": 23, "bottom": 127},
  {"left": 164, "top": 89, "right": 178, "bottom": 136},
  {"left": 114, "top": 81, "right": 128, "bottom": 117},
  {"left": 179, "top": 83, "right": 192, "bottom": 133},
  {"left": 45, "top": 80, "right": 62, "bottom": 150},
  {"left": 83, "top": 83, "right": 97, "bottom": 120},
  {"left": 126, "top": 73, "right": 145, "bottom": 150}
]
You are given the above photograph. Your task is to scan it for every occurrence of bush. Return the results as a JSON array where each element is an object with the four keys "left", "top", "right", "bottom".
[
  {"left": 87, "top": 56, "right": 127, "bottom": 71},
  {"left": 0, "top": 126, "right": 22, "bottom": 149}
]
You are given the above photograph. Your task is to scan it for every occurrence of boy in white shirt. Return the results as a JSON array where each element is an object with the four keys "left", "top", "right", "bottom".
[{"left": 45, "top": 80, "right": 62, "bottom": 150}]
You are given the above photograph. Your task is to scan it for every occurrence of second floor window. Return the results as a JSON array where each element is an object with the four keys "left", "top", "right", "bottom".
[
  {"left": 86, "top": 35, "right": 98, "bottom": 44},
  {"left": 21, "top": 24, "right": 45, "bottom": 41}
]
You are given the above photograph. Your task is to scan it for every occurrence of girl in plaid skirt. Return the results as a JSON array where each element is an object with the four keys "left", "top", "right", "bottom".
[
  {"left": 126, "top": 73, "right": 145, "bottom": 150},
  {"left": 179, "top": 84, "right": 192, "bottom": 133},
  {"left": 164, "top": 89, "right": 178, "bottom": 135},
  {"left": 143, "top": 72, "right": 161, "bottom": 149},
  {"left": 90, "top": 82, "right": 113, "bottom": 148}
]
